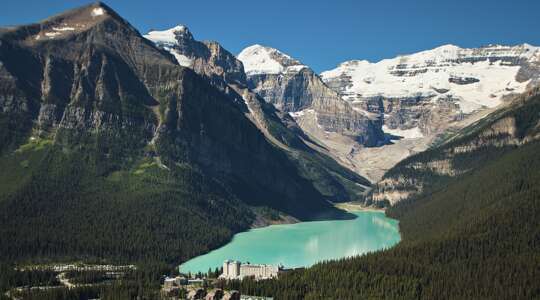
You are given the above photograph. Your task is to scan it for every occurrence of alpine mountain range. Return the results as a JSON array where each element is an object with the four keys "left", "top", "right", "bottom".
[{"left": 1, "top": 2, "right": 539, "bottom": 299}]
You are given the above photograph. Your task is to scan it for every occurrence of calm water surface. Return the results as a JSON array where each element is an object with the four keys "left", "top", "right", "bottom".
[{"left": 180, "top": 211, "right": 400, "bottom": 273}]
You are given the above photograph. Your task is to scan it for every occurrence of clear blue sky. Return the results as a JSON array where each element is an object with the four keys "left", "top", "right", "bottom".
[{"left": 2, "top": 0, "right": 540, "bottom": 72}]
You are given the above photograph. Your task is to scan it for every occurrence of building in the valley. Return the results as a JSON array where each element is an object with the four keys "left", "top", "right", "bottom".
[
  {"left": 220, "top": 260, "right": 280, "bottom": 280},
  {"left": 222, "top": 260, "right": 241, "bottom": 278},
  {"left": 163, "top": 275, "right": 187, "bottom": 289},
  {"left": 161, "top": 276, "right": 187, "bottom": 298}
]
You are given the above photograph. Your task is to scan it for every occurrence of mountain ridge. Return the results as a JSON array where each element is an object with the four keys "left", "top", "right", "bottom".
[
  {"left": 144, "top": 24, "right": 373, "bottom": 201},
  {"left": 237, "top": 42, "right": 540, "bottom": 181}
]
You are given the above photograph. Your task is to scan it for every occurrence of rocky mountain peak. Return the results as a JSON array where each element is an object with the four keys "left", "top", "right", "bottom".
[
  {"left": 144, "top": 24, "right": 194, "bottom": 47},
  {"left": 0, "top": 1, "right": 141, "bottom": 46},
  {"left": 145, "top": 25, "right": 247, "bottom": 85},
  {"left": 238, "top": 44, "right": 307, "bottom": 75},
  {"left": 237, "top": 43, "right": 386, "bottom": 162}
]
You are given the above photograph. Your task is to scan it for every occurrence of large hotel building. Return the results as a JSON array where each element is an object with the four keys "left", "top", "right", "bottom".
[{"left": 221, "top": 260, "right": 279, "bottom": 280}]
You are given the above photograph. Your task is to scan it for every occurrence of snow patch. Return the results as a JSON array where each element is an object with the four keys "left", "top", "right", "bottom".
[
  {"left": 238, "top": 45, "right": 286, "bottom": 75},
  {"left": 286, "top": 65, "right": 307, "bottom": 73},
  {"left": 91, "top": 7, "right": 105, "bottom": 17},
  {"left": 168, "top": 49, "right": 194, "bottom": 67},
  {"left": 288, "top": 111, "right": 305, "bottom": 118},
  {"left": 52, "top": 26, "right": 75, "bottom": 31},
  {"left": 45, "top": 32, "right": 61, "bottom": 38},
  {"left": 144, "top": 25, "right": 187, "bottom": 47},
  {"left": 383, "top": 125, "right": 424, "bottom": 139},
  {"left": 238, "top": 44, "right": 307, "bottom": 75},
  {"left": 288, "top": 109, "right": 314, "bottom": 119}
]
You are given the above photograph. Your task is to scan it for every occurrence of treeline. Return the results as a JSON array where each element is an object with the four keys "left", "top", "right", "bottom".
[{"left": 225, "top": 141, "right": 540, "bottom": 299}]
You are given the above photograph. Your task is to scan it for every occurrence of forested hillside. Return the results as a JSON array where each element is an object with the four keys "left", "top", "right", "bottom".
[
  {"left": 369, "top": 88, "right": 540, "bottom": 206},
  {"left": 0, "top": 2, "right": 353, "bottom": 269},
  {"left": 0, "top": 140, "right": 253, "bottom": 264},
  {"left": 226, "top": 93, "right": 540, "bottom": 299}
]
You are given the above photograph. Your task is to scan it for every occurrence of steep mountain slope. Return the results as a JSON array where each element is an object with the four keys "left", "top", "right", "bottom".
[
  {"left": 237, "top": 44, "right": 386, "bottom": 180},
  {"left": 370, "top": 87, "right": 540, "bottom": 205},
  {"left": 320, "top": 43, "right": 540, "bottom": 180},
  {"left": 144, "top": 26, "right": 371, "bottom": 201},
  {"left": 228, "top": 87, "right": 540, "bottom": 300},
  {"left": 0, "top": 3, "right": 351, "bottom": 265}
]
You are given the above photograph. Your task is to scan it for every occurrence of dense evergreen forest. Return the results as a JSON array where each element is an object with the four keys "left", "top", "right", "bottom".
[
  {"left": 0, "top": 138, "right": 254, "bottom": 265},
  {"left": 223, "top": 94, "right": 540, "bottom": 299},
  {"left": 0, "top": 138, "right": 252, "bottom": 298}
]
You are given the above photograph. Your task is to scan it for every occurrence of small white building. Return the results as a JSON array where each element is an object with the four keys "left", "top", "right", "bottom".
[{"left": 163, "top": 275, "right": 187, "bottom": 290}]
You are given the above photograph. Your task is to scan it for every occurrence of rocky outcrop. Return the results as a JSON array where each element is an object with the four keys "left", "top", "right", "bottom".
[
  {"left": 145, "top": 26, "right": 246, "bottom": 88},
  {"left": 0, "top": 3, "right": 164, "bottom": 160}
]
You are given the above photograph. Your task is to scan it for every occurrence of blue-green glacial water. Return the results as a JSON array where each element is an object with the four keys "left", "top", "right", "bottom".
[{"left": 180, "top": 211, "right": 400, "bottom": 274}]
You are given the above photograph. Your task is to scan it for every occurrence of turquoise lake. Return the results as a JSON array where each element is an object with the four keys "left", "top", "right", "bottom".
[{"left": 180, "top": 211, "right": 401, "bottom": 274}]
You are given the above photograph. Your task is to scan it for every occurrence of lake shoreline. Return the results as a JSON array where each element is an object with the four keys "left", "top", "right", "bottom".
[
  {"left": 178, "top": 203, "right": 394, "bottom": 273},
  {"left": 179, "top": 210, "right": 400, "bottom": 274},
  {"left": 334, "top": 201, "right": 386, "bottom": 213}
]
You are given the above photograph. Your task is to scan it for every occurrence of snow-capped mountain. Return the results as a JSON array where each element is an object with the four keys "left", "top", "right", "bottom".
[
  {"left": 143, "top": 26, "right": 374, "bottom": 199},
  {"left": 144, "top": 25, "right": 247, "bottom": 87},
  {"left": 237, "top": 44, "right": 319, "bottom": 112},
  {"left": 238, "top": 44, "right": 308, "bottom": 76},
  {"left": 144, "top": 25, "right": 196, "bottom": 67},
  {"left": 238, "top": 43, "right": 540, "bottom": 182},
  {"left": 145, "top": 31, "right": 540, "bottom": 182},
  {"left": 311, "top": 43, "right": 540, "bottom": 181},
  {"left": 237, "top": 44, "right": 384, "bottom": 149},
  {"left": 321, "top": 44, "right": 540, "bottom": 132}
]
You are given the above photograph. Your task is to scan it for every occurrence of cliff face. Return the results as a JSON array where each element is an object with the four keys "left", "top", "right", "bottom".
[
  {"left": 237, "top": 45, "right": 385, "bottom": 147},
  {"left": 368, "top": 88, "right": 540, "bottom": 206},
  {"left": 0, "top": 3, "right": 352, "bottom": 221},
  {"left": 145, "top": 26, "right": 372, "bottom": 201},
  {"left": 145, "top": 26, "right": 246, "bottom": 88},
  {"left": 0, "top": 3, "right": 165, "bottom": 161}
]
